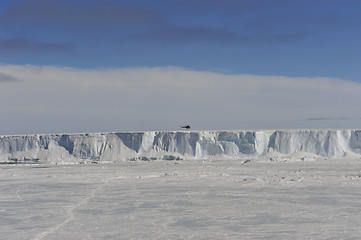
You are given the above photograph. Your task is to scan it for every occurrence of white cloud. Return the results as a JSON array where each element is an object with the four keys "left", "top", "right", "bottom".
[
  {"left": 0, "top": 72, "right": 19, "bottom": 82},
  {"left": 1, "top": 64, "right": 361, "bottom": 134}
]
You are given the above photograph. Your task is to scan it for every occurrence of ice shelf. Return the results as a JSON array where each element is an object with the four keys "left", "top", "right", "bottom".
[{"left": 1, "top": 129, "right": 361, "bottom": 163}]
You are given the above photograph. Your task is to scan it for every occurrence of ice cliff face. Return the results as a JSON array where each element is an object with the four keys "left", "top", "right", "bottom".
[{"left": 1, "top": 129, "right": 361, "bottom": 163}]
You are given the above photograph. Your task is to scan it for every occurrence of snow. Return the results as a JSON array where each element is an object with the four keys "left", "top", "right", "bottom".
[
  {"left": 1, "top": 129, "right": 361, "bottom": 163},
  {"left": 2, "top": 158, "right": 361, "bottom": 239},
  {"left": 2, "top": 129, "right": 361, "bottom": 239}
]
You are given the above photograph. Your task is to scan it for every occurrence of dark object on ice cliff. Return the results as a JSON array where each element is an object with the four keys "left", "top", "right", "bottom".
[{"left": 180, "top": 125, "right": 191, "bottom": 129}]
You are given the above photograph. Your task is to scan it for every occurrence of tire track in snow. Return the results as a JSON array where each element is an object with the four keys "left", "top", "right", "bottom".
[{"left": 32, "top": 178, "right": 111, "bottom": 240}]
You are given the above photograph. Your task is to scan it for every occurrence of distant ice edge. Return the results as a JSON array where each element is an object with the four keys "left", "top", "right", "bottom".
[{"left": 1, "top": 129, "right": 361, "bottom": 163}]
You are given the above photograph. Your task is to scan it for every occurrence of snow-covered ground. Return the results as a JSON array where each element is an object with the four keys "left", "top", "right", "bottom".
[{"left": 2, "top": 156, "right": 361, "bottom": 239}]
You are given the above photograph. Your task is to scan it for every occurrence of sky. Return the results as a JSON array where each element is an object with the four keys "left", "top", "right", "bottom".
[{"left": 0, "top": 0, "right": 361, "bottom": 135}]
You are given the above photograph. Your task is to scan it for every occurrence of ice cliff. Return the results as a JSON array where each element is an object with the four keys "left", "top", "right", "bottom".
[{"left": 1, "top": 129, "right": 361, "bottom": 163}]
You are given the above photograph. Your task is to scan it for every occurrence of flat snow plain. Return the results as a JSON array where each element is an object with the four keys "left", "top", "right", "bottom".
[{"left": 2, "top": 156, "right": 361, "bottom": 239}]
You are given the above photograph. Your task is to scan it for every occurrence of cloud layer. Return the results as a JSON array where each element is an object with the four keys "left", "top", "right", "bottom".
[
  {"left": 0, "top": 72, "right": 20, "bottom": 82},
  {"left": 1, "top": 64, "right": 361, "bottom": 135}
]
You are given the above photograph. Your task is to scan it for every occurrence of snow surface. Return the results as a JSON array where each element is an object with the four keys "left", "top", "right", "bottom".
[
  {"left": 2, "top": 129, "right": 361, "bottom": 239},
  {"left": 1, "top": 129, "right": 361, "bottom": 163},
  {"left": 2, "top": 158, "right": 361, "bottom": 239}
]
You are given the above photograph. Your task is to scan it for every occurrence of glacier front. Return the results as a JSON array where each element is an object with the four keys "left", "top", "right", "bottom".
[{"left": 1, "top": 129, "right": 361, "bottom": 163}]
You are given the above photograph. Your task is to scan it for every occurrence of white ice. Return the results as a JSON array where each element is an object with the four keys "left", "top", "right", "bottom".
[
  {"left": 1, "top": 157, "right": 361, "bottom": 239},
  {"left": 2, "top": 129, "right": 361, "bottom": 163}
]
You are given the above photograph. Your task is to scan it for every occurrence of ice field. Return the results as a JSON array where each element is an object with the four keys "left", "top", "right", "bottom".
[
  {"left": 2, "top": 129, "right": 361, "bottom": 239},
  {"left": 2, "top": 157, "right": 361, "bottom": 240}
]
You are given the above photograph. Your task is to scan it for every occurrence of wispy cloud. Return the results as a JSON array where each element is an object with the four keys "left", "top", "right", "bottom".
[
  {"left": 307, "top": 117, "right": 354, "bottom": 121},
  {"left": 0, "top": 0, "right": 315, "bottom": 47},
  {"left": 0, "top": 72, "right": 20, "bottom": 82},
  {"left": 123, "top": 26, "right": 311, "bottom": 46},
  {"left": 1, "top": 64, "right": 361, "bottom": 134},
  {"left": 0, "top": 38, "right": 73, "bottom": 54},
  {"left": 0, "top": 0, "right": 162, "bottom": 32}
]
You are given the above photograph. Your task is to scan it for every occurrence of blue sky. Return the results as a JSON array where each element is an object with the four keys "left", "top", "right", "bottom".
[
  {"left": 1, "top": 0, "right": 360, "bottom": 80},
  {"left": 1, "top": 0, "right": 361, "bottom": 134}
]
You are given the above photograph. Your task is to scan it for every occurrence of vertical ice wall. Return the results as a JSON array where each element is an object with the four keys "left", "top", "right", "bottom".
[{"left": 1, "top": 129, "right": 361, "bottom": 162}]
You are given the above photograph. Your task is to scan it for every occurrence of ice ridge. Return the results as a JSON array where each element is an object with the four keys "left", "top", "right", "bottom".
[{"left": 1, "top": 129, "right": 361, "bottom": 163}]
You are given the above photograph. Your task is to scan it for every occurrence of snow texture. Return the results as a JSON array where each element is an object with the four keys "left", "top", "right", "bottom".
[
  {"left": 3, "top": 159, "right": 361, "bottom": 239},
  {"left": 1, "top": 129, "right": 361, "bottom": 163}
]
